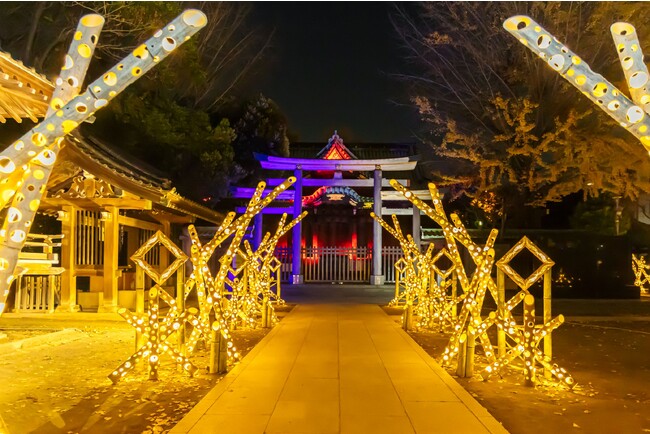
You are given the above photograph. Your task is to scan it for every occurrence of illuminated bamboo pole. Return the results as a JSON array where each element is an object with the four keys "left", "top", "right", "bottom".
[
  {"left": 0, "top": 14, "right": 103, "bottom": 313},
  {"left": 147, "top": 288, "right": 160, "bottom": 381},
  {"left": 275, "top": 267, "right": 282, "bottom": 301},
  {"left": 451, "top": 271, "right": 458, "bottom": 319},
  {"left": 394, "top": 268, "right": 401, "bottom": 301},
  {"left": 456, "top": 333, "right": 467, "bottom": 377},
  {"left": 523, "top": 294, "right": 536, "bottom": 387},
  {"left": 543, "top": 268, "right": 552, "bottom": 379},
  {"left": 465, "top": 327, "right": 476, "bottom": 377},
  {"left": 0, "top": 14, "right": 104, "bottom": 213},
  {"left": 261, "top": 294, "right": 270, "bottom": 328},
  {"left": 176, "top": 263, "right": 186, "bottom": 356},
  {"left": 135, "top": 265, "right": 145, "bottom": 351},
  {"left": 503, "top": 15, "right": 650, "bottom": 152},
  {"left": 0, "top": 9, "right": 208, "bottom": 314},
  {"left": 610, "top": 23, "right": 650, "bottom": 114},
  {"left": 209, "top": 326, "right": 228, "bottom": 374},
  {"left": 403, "top": 299, "right": 413, "bottom": 331},
  {"left": 497, "top": 268, "right": 506, "bottom": 357}
]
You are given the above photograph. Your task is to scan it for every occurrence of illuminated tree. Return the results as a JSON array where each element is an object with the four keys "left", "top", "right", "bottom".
[{"left": 393, "top": 2, "right": 650, "bottom": 227}]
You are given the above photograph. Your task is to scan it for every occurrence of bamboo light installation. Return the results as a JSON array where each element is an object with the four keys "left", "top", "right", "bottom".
[
  {"left": 417, "top": 248, "right": 461, "bottom": 332},
  {"left": 110, "top": 231, "right": 195, "bottom": 383},
  {"left": 380, "top": 181, "right": 501, "bottom": 373},
  {"left": 482, "top": 236, "right": 574, "bottom": 387},
  {"left": 0, "top": 9, "right": 208, "bottom": 314},
  {"left": 373, "top": 214, "right": 428, "bottom": 306},
  {"left": 268, "top": 256, "right": 284, "bottom": 305},
  {"left": 391, "top": 257, "right": 411, "bottom": 307},
  {"left": 632, "top": 253, "right": 650, "bottom": 295},
  {"left": 184, "top": 222, "right": 236, "bottom": 363},
  {"left": 109, "top": 178, "right": 300, "bottom": 381},
  {"left": 381, "top": 180, "right": 574, "bottom": 388},
  {"left": 503, "top": 15, "right": 650, "bottom": 152},
  {"left": 183, "top": 179, "right": 300, "bottom": 361},
  {"left": 237, "top": 211, "right": 306, "bottom": 328},
  {"left": 372, "top": 212, "right": 461, "bottom": 331},
  {"left": 483, "top": 294, "right": 574, "bottom": 388}
]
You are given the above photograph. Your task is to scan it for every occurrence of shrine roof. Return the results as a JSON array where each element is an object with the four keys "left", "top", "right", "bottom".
[
  {"left": 290, "top": 141, "right": 415, "bottom": 160},
  {"left": 0, "top": 51, "right": 52, "bottom": 122},
  {"left": 44, "top": 132, "right": 224, "bottom": 224}
]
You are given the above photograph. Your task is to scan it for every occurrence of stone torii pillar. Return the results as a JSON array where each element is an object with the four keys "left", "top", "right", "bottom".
[
  {"left": 253, "top": 212, "right": 263, "bottom": 250},
  {"left": 412, "top": 206, "right": 421, "bottom": 251},
  {"left": 291, "top": 166, "right": 303, "bottom": 284},
  {"left": 371, "top": 166, "right": 385, "bottom": 285}
]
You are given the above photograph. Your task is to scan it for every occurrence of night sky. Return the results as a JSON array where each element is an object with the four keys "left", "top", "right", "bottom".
[{"left": 249, "top": 2, "right": 419, "bottom": 143}]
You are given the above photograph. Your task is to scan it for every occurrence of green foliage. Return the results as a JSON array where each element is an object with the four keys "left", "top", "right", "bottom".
[
  {"left": 232, "top": 94, "right": 291, "bottom": 182},
  {"left": 97, "top": 90, "right": 236, "bottom": 202},
  {"left": 570, "top": 196, "right": 631, "bottom": 236}
]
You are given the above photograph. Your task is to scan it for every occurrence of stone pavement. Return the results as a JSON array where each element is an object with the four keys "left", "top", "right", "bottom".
[{"left": 170, "top": 285, "right": 509, "bottom": 434}]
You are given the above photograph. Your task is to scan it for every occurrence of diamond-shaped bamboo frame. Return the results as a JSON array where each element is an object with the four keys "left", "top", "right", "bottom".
[
  {"left": 131, "top": 230, "right": 188, "bottom": 285},
  {"left": 496, "top": 236, "right": 554, "bottom": 291},
  {"left": 431, "top": 248, "right": 456, "bottom": 280}
]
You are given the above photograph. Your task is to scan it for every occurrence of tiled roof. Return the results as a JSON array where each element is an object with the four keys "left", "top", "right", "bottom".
[
  {"left": 47, "top": 133, "right": 224, "bottom": 223},
  {"left": 290, "top": 142, "right": 416, "bottom": 160}
]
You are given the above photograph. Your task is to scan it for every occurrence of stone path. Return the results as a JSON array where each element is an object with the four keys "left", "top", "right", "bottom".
[{"left": 170, "top": 302, "right": 508, "bottom": 434}]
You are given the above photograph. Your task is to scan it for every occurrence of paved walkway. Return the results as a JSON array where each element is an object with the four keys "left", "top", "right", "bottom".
[{"left": 170, "top": 293, "right": 508, "bottom": 434}]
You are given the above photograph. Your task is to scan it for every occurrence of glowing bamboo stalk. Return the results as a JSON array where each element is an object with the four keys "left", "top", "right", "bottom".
[
  {"left": 0, "top": 10, "right": 208, "bottom": 314},
  {"left": 503, "top": 15, "right": 650, "bottom": 153},
  {"left": 610, "top": 23, "right": 650, "bottom": 114},
  {"left": 0, "top": 14, "right": 105, "bottom": 211},
  {"left": 0, "top": 15, "right": 104, "bottom": 313}
]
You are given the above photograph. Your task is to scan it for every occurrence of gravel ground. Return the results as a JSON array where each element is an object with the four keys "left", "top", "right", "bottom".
[
  {"left": 385, "top": 305, "right": 650, "bottom": 434},
  {"left": 0, "top": 307, "right": 293, "bottom": 434}
]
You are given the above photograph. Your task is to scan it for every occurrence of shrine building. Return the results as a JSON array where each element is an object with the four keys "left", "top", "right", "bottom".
[
  {"left": 230, "top": 132, "right": 428, "bottom": 285},
  {"left": 0, "top": 51, "right": 224, "bottom": 313}
]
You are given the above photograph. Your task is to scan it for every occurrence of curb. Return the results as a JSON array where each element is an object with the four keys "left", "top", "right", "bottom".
[{"left": 0, "top": 328, "right": 84, "bottom": 352}]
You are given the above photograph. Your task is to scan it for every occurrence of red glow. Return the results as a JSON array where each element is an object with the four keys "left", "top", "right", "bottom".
[{"left": 323, "top": 139, "right": 352, "bottom": 160}]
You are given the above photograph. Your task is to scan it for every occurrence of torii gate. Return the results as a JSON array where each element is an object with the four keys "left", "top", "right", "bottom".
[
  {"left": 232, "top": 133, "right": 423, "bottom": 285},
  {"left": 0, "top": 9, "right": 208, "bottom": 315}
]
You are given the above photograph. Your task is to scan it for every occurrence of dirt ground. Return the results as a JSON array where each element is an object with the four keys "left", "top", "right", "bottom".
[
  {"left": 0, "top": 305, "right": 294, "bottom": 434},
  {"left": 383, "top": 306, "right": 650, "bottom": 434}
]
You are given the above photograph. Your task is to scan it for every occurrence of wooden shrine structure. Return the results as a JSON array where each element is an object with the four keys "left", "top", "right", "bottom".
[
  {"left": 0, "top": 50, "right": 223, "bottom": 313},
  {"left": 231, "top": 132, "right": 427, "bottom": 285}
]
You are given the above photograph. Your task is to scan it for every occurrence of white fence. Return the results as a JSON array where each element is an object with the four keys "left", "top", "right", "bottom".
[{"left": 273, "top": 246, "right": 405, "bottom": 283}]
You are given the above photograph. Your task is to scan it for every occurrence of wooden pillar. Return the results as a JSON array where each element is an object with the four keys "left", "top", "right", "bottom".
[
  {"left": 253, "top": 213, "right": 263, "bottom": 250},
  {"left": 160, "top": 221, "right": 171, "bottom": 278},
  {"left": 57, "top": 206, "right": 79, "bottom": 312},
  {"left": 99, "top": 206, "right": 120, "bottom": 312},
  {"left": 291, "top": 166, "right": 303, "bottom": 284},
  {"left": 412, "top": 207, "right": 421, "bottom": 251},
  {"left": 371, "top": 166, "right": 384, "bottom": 285}
]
